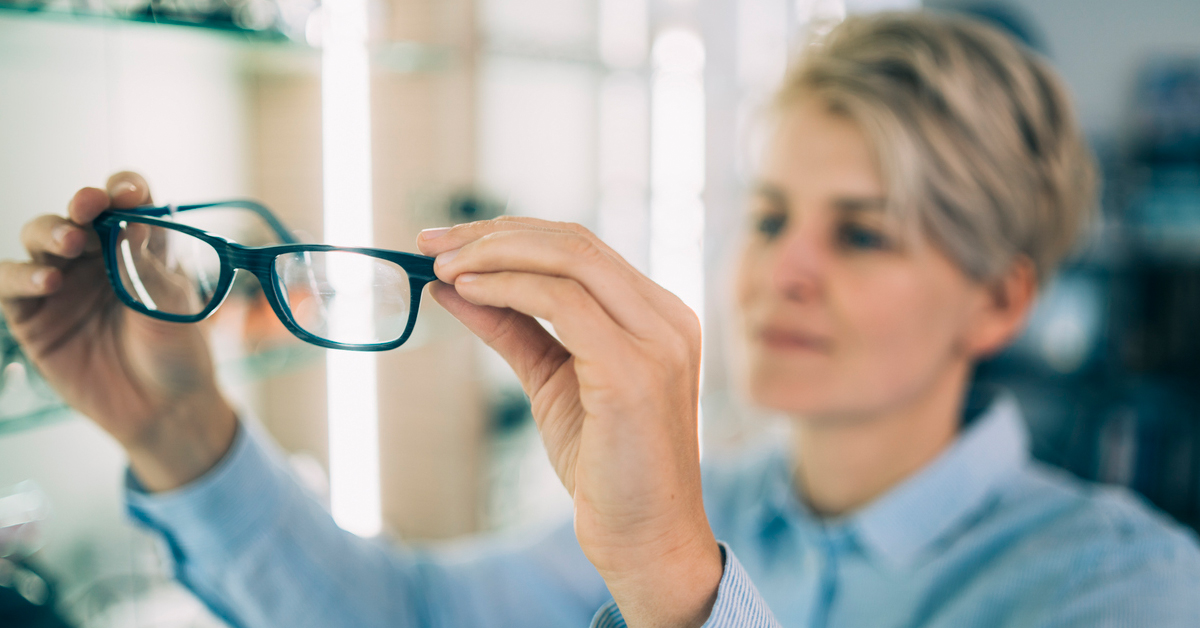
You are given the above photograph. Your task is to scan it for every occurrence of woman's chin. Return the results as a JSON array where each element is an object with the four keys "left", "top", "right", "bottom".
[{"left": 747, "top": 374, "right": 840, "bottom": 417}]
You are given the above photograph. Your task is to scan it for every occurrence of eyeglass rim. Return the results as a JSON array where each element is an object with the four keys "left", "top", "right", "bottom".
[{"left": 93, "top": 206, "right": 437, "bottom": 352}]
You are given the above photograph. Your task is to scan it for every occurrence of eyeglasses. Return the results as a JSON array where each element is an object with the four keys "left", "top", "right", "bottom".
[{"left": 93, "top": 201, "right": 437, "bottom": 352}]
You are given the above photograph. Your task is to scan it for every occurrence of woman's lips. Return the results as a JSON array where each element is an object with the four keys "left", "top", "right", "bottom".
[{"left": 757, "top": 327, "right": 832, "bottom": 353}]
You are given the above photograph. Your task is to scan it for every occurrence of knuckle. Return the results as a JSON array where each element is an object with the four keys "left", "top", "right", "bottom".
[
  {"left": 473, "top": 230, "right": 507, "bottom": 253},
  {"left": 653, "top": 317, "right": 698, "bottom": 367},
  {"left": 556, "top": 222, "right": 604, "bottom": 246},
  {"left": 667, "top": 331, "right": 693, "bottom": 364},
  {"left": 562, "top": 233, "right": 601, "bottom": 262}
]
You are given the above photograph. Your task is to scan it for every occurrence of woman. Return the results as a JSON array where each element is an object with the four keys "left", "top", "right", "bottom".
[{"left": 1, "top": 12, "right": 1197, "bottom": 628}]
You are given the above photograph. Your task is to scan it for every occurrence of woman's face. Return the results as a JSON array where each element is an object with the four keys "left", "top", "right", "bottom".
[{"left": 737, "top": 99, "right": 995, "bottom": 422}]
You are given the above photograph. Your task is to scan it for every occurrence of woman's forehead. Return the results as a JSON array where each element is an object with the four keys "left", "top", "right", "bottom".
[
  {"left": 760, "top": 104, "right": 887, "bottom": 199},
  {"left": 751, "top": 181, "right": 887, "bottom": 214}
]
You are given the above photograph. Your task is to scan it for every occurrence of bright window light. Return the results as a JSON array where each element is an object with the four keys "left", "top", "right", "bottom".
[
  {"left": 598, "top": 72, "right": 650, "bottom": 272},
  {"left": 737, "top": 0, "right": 789, "bottom": 89},
  {"left": 322, "top": 0, "right": 380, "bottom": 538},
  {"left": 650, "top": 27, "right": 706, "bottom": 326},
  {"left": 597, "top": 0, "right": 651, "bottom": 270},
  {"left": 599, "top": 0, "right": 649, "bottom": 69}
]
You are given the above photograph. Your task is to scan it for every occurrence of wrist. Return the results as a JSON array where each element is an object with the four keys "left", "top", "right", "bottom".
[
  {"left": 600, "top": 529, "right": 724, "bottom": 628},
  {"left": 126, "top": 390, "right": 237, "bottom": 492}
]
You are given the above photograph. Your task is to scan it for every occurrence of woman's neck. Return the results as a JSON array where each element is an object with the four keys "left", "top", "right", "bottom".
[{"left": 790, "top": 364, "right": 968, "bottom": 518}]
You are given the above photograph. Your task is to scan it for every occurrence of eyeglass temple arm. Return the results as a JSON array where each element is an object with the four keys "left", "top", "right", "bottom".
[{"left": 129, "top": 200, "right": 300, "bottom": 245}]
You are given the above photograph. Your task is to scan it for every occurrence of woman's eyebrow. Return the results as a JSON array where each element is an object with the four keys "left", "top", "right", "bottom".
[
  {"left": 833, "top": 197, "right": 887, "bottom": 213},
  {"left": 751, "top": 182, "right": 789, "bottom": 208}
]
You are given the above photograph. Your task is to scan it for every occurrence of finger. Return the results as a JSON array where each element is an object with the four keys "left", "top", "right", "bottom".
[
  {"left": 417, "top": 217, "right": 570, "bottom": 257},
  {"left": 449, "top": 271, "right": 631, "bottom": 366},
  {"left": 430, "top": 216, "right": 645, "bottom": 285},
  {"left": 122, "top": 222, "right": 169, "bottom": 260},
  {"left": 435, "top": 229, "right": 666, "bottom": 340},
  {"left": 81, "top": 226, "right": 102, "bottom": 254},
  {"left": 0, "top": 261, "right": 61, "bottom": 300},
  {"left": 105, "top": 171, "right": 154, "bottom": 209},
  {"left": 20, "top": 215, "right": 89, "bottom": 263},
  {"left": 428, "top": 281, "right": 571, "bottom": 396},
  {"left": 421, "top": 216, "right": 697, "bottom": 335},
  {"left": 66, "top": 187, "right": 112, "bottom": 226}
]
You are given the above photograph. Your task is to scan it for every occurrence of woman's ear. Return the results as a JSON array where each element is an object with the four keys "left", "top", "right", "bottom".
[{"left": 964, "top": 257, "right": 1038, "bottom": 359}]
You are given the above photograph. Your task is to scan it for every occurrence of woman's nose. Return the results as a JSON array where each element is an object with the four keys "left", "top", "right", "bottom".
[{"left": 769, "top": 227, "right": 825, "bottom": 302}]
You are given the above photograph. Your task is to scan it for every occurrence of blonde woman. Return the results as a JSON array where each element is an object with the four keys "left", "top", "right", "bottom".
[{"left": 2, "top": 12, "right": 1198, "bottom": 628}]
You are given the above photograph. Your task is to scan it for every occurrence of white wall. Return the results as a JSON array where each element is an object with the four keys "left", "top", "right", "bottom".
[{"left": 0, "top": 15, "right": 252, "bottom": 259}]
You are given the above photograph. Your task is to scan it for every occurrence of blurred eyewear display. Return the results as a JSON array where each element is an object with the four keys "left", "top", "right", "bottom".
[
  {"left": 93, "top": 201, "right": 437, "bottom": 352},
  {"left": 0, "top": 318, "right": 70, "bottom": 436}
]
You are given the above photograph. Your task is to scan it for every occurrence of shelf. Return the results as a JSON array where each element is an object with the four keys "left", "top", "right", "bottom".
[
  {"left": 0, "top": 320, "right": 71, "bottom": 437},
  {"left": 0, "top": 4, "right": 455, "bottom": 76},
  {"left": 1, "top": 306, "right": 446, "bottom": 437},
  {"left": 0, "top": 2, "right": 294, "bottom": 42}
]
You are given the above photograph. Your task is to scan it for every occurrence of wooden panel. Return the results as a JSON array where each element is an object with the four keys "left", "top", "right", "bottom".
[{"left": 247, "top": 0, "right": 487, "bottom": 540}]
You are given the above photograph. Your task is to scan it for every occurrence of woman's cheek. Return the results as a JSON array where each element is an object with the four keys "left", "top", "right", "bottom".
[{"left": 839, "top": 273, "right": 950, "bottom": 394}]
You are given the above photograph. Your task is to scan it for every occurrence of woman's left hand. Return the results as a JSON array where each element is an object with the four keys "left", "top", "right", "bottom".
[{"left": 418, "top": 217, "right": 722, "bottom": 628}]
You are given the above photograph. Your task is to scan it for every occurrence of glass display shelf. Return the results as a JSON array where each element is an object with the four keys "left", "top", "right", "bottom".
[
  {"left": 0, "top": 1, "right": 297, "bottom": 41},
  {"left": 0, "top": 307, "right": 444, "bottom": 438},
  {"left": 0, "top": 317, "right": 71, "bottom": 437},
  {"left": 0, "top": 2, "right": 453, "bottom": 76}
]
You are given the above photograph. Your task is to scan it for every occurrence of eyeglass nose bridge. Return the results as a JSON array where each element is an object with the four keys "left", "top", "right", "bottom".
[
  {"left": 223, "top": 241, "right": 277, "bottom": 276},
  {"left": 215, "top": 242, "right": 297, "bottom": 326},
  {"left": 221, "top": 242, "right": 299, "bottom": 325},
  {"left": 217, "top": 243, "right": 327, "bottom": 347}
]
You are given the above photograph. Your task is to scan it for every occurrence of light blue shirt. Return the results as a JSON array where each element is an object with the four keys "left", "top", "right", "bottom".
[{"left": 126, "top": 395, "right": 1200, "bottom": 627}]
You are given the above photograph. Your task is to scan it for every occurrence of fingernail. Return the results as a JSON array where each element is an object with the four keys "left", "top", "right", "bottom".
[
  {"left": 457, "top": 273, "right": 478, "bottom": 283},
  {"left": 53, "top": 225, "right": 72, "bottom": 246},
  {"left": 112, "top": 181, "right": 138, "bottom": 199},
  {"left": 420, "top": 227, "right": 451, "bottom": 240},
  {"left": 436, "top": 249, "right": 459, "bottom": 267},
  {"left": 32, "top": 269, "right": 51, "bottom": 289}
]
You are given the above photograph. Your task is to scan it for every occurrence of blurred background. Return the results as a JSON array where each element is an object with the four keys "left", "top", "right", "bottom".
[{"left": 1, "top": 0, "right": 1199, "bottom": 625}]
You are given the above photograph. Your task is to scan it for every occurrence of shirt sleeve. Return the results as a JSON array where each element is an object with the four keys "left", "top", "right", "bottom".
[
  {"left": 587, "top": 544, "right": 781, "bottom": 628},
  {"left": 125, "top": 422, "right": 610, "bottom": 628}
]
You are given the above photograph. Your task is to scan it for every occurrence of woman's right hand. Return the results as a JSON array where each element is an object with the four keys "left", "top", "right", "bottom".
[{"left": 0, "top": 172, "right": 235, "bottom": 492}]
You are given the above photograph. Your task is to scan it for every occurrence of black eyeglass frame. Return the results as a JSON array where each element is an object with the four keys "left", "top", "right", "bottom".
[{"left": 92, "top": 201, "right": 437, "bottom": 352}]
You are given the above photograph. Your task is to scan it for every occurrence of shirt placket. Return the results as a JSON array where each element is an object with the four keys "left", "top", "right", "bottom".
[{"left": 807, "top": 525, "right": 854, "bottom": 628}]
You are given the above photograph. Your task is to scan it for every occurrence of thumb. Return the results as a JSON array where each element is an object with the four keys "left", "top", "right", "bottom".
[
  {"left": 429, "top": 281, "right": 569, "bottom": 395},
  {"left": 106, "top": 171, "right": 154, "bottom": 209}
]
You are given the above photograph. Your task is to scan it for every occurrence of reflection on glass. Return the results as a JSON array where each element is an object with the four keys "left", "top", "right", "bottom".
[
  {"left": 115, "top": 221, "right": 222, "bottom": 317},
  {"left": 275, "top": 251, "right": 411, "bottom": 345}
]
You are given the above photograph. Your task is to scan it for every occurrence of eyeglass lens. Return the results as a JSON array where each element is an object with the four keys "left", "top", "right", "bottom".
[
  {"left": 114, "top": 221, "right": 222, "bottom": 317},
  {"left": 274, "top": 251, "right": 412, "bottom": 346}
]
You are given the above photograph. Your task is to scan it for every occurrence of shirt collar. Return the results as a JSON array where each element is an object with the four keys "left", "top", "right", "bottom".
[
  {"left": 756, "top": 392, "right": 1030, "bottom": 570},
  {"left": 851, "top": 392, "right": 1030, "bottom": 569}
]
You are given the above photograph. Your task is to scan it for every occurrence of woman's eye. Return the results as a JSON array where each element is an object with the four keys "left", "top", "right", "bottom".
[
  {"left": 754, "top": 214, "right": 787, "bottom": 239},
  {"left": 837, "top": 223, "right": 889, "bottom": 250}
]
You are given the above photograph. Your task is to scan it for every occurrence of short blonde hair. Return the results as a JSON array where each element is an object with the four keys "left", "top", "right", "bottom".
[{"left": 777, "top": 12, "right": 1097, "bottom": 280}]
